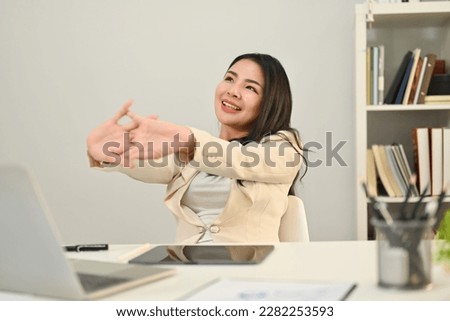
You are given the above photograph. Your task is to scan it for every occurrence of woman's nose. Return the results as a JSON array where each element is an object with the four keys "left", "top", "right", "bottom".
[{"left": 227, "top": 84, "right": 241, "bottom": 98}]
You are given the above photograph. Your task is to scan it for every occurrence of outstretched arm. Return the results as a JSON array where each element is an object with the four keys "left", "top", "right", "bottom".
[
  {"left": 123, "top": 110, "right": 301, "bottom": 184},
  {"left": 126, "top": 110, "right": 195, "bottom": 164}
]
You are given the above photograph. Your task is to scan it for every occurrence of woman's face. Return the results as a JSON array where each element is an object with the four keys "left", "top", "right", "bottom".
[{"left": 215, "top": 58, "right": 264, "bottom": 140}]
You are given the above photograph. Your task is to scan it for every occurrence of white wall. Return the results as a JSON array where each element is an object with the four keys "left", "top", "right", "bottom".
[{"left": 0, "top": 0, "right": 362, "bottom": 244}]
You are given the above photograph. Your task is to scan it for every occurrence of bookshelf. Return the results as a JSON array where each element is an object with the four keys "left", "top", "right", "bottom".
[{"left": 355, "top": 1, "right": 450, "bottom": 240}]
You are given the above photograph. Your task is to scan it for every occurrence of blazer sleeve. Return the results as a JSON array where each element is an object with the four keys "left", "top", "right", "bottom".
[
  {"left": 188, "top": 127, "right": 303, "bottom": 184},
  {"left": 88, "top": 153, "right": 182, "bottom": 184}
]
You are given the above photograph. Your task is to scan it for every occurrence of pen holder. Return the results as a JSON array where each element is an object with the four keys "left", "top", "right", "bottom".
[{"left": 371, "top": 218, "right": 434, "bottom": 289}]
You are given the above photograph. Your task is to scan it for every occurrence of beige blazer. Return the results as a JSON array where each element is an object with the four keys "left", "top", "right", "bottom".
[{"left": 97, "top": 127, "right": 302, "bottom": 244}]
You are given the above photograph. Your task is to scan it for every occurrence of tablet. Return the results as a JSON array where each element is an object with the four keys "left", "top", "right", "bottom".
[{"left": 129, "top": 245, "right": 274, "bottom": 265}]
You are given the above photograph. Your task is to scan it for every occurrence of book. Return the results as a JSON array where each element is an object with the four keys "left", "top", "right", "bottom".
[
  {"left": 424, "top": 95, "right": 450, "bottom": 104},
  {"left": 391, "top": 144, "right": 413, "bottom": 196},
  {"left": 372, "top": 145, "right": 405, "bottom": 197},
  {"left": 380, "top": 144, "right": 404, "bottom": 196},
  {"left": 385, "top": 145, "right": 408, "bottom": 196},
  {"left": 402, "top": 48, "right": 421, "bottom": 105},
  {"left": 428, "top": 74, "right": 450, "bottom": 95},
  {"left": 417, "top": 53, "right": 437, "bottom": 104},
  {"left": 413, "top": 56, "right": 428, "bottom": 104},
  {"left": 384, "top": 50, "right": 413, "bottom": 104},
  {"left": 412, "top": 128, "right": 431, "bottom": 195},
  {"left": 372, "top": 46, "right": 379, "bottom": 105},
  {"left": 408, "top": 55, "right": 423, "bottom": 104},
  {"left": 366, "top": 47, "right": 372, "bottom": 105},
  {"left": 372, "top": 144, "right": 397, "bottom": 197},
  {"left": 394, "top": 51, "right": 415, "bottom": 104},
  {"left": 424, "top": 101, "right": 450, "bottom": 105},
  {"left": 433, "top": 59, "right": 446, "bottom": 74},
  {"left": 443, "top": 128, "right": 450, "bottom": 195},
  {"left": 394, "top": 144, "right": 419, "bottom": 197},
  {"left": 430, "top": 128, "right": 443, "bottom": 196},
  {"left": 369, "top": 144, "right": 420, "bottom": 198},
  {"left": 367, "top": 149, "right": 378, "bottom": 196},
  {"left": 378, "top": 45, "right": 385, "bottom": 105}
]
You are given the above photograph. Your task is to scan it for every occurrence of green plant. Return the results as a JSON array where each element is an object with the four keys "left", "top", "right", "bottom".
[{"left": 436, "top": 210, "right": 450, "bottom": 264}]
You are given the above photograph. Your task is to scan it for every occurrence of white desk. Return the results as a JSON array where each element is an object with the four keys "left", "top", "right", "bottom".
[{"left": 1, "top": 241, "right": 449, "bottom": 300}]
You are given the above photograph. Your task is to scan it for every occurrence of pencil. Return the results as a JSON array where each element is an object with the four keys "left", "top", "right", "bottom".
[
  {"left": 410, "top": 183, "right": 429, "bottom": 220},
  {"left": 361, "top": 180, "right": 394, "bottom": 224},
  {"left": 399, "top": 174, "right": 416, "bottom": 220},
  {"left": 432, "top": 186, "right": 448, "bottom": 231}
]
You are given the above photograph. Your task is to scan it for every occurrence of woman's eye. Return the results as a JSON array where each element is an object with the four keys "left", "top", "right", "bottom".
[
  {"left": 247, "top": 86, "right": 257, "bottom": 93},
  {"left": 224, "top": 76, "right": 234, "bottom": 82}
]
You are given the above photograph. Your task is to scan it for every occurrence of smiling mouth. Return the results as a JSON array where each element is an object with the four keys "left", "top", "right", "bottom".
[{"left": 222, "top": 101, "right": 241, "bottom": 111}]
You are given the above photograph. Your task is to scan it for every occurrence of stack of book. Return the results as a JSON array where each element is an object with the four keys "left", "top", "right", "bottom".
[
  {"left": 368, "top": 129, "right": 450, "bottom": 198},
  {"left": 367, "top": 144, "right": 418, "bottom": 197},
  {"left": 425, "top": 73, "right": 450, "bottom": 105},
  {"left": 365, "top": 45, "right": 442, "bottom": 105},
  {"left": 412, "top": 128, "right": 450, "bottom": 196},
  {"left": 424, "top": 95, "right": 450, "bottom": 105},
  {"left": 381, "top": 48, "right": 440, "bottom": 105}
]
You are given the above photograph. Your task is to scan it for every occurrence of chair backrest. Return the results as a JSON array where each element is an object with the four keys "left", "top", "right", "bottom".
[{"left": 278, "top": 195, "right": 310, "bottom": 242}]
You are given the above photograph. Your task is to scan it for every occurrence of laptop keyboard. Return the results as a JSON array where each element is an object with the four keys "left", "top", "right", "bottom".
[{"left": 77, "top": 273, "right": 129, "bottom": 293}]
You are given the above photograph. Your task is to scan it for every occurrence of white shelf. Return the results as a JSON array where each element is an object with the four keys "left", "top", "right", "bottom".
[
  {"left": 355, "top": 2, "right": 450, "bottom": 240},
  {"left": 367, "top": 195, "right": 450, "bottom": 204},
  {"left": 367, "top": 105, "right": 450, "bottom": 111},
  {"left": 367, "top": 2, "right": 450, "bottom": 15},
  {"left": 357, "top": 2, "right": 450, "bottom": 16}
]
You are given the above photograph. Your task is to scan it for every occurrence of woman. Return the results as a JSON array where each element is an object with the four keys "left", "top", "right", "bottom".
[{"left": 87, "top": 53, "right": 307, "bottom": 244}]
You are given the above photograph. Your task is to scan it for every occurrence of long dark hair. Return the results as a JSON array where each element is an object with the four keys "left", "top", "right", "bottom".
[{"left": 227, "top": 53, "right": 308, "bottom": 194}]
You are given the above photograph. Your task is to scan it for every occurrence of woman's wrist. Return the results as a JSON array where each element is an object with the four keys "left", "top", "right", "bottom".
[{"left": 175, "top": 126, "right": 195, "bottom": 162}]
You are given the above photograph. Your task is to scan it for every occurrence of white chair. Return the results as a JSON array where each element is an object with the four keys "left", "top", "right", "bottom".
[{"left": 278, "top": 195, "right": 310, "bottom": 242}]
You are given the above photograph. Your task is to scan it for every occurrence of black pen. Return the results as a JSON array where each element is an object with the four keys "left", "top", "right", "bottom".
[
  {"left": 410, "top": 183, "right": 429, "bottom": 220},
  {"left": 64, "top": 244, "right": 109, "bottom": 252},
  {"left": 399, "top": 174, "right": 416, "bottom": 220},
  {"left": 361, "top": 180, "right": 393, "bottom": 224},
  {"left": 432, "top": 186, "right": 448, "bottom": 230}
]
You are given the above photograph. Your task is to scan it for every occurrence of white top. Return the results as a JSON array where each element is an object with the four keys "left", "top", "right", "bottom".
[{"left": 181, "top": 171, "right": 231, "bottom": 243}]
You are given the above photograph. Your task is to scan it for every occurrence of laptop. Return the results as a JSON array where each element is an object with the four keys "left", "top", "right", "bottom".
[{"left": 0, "top": 164, "right": 175, "bottom": 300}]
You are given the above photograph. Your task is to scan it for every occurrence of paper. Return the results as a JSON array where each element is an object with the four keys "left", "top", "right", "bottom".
[{"left": 182, "top": 278, "right": 357, "bottom": 301}]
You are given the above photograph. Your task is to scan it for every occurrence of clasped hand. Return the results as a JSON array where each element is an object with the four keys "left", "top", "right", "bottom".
[{"left": 87, "top": 100, "right": 194, "bottom": 167}]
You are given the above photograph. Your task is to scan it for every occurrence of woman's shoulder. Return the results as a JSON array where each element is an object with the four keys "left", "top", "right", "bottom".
[
  {"left": 261, "top": 130, "right": 300, "bottom": 144},
  {"left": 260, "top": 130, "right": 303, "bottom": 155}
]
